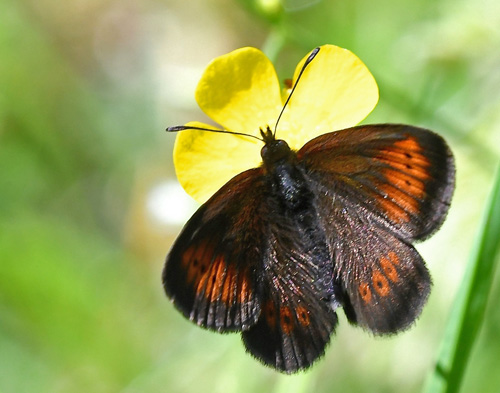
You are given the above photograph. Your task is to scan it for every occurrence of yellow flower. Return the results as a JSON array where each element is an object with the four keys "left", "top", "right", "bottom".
[{"left": 173, "top": 44, "right": 379, "bottom": 204}]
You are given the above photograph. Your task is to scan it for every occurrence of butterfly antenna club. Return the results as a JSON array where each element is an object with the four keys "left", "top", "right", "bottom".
[{"left": 273, "top": 47, "right": 321, "bottom": 137}]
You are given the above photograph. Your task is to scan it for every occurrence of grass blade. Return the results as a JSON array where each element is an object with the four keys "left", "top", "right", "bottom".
[{"left": 424, "top": 164, "right": 500, "bottom": 393}]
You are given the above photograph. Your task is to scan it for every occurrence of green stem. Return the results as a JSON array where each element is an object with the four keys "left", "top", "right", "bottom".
[
  {"left": 261, "top": 27, "right": 287, "bottom": 63},
  {"left": 424, "top": 164, "right": 500, "bottom": 393}
]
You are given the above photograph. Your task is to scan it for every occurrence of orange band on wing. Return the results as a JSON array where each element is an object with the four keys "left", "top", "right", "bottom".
[
  {"left": 221, "top": 265, "right": 237, "bottom": 305},
  {"left": 181, "top": 240, "right": 254, "bottom": 309},
  {"left": 204, "top": 255, "right": 227, "bottom": 302},
  {"left": 375, "top": 194, "right": 411, "bottom": 223},
  {"left": 393, "top": 138, "right": 430, "bottom": 166},
  {"left": 382, "top": 168, "right": 426, "bottom": 198},
  {"left": 237, "top": 268, "right": 252, "bottom": 305},
  {"left": 377, "top": 137, "right": 430, "bottom": 175}
]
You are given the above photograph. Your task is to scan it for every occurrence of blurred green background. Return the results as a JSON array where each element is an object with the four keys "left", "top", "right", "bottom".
[{"left": 1, "top": 0, "right": 499, "bottom": 392}]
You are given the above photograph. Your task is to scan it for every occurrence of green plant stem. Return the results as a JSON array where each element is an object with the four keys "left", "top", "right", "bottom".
[
  {"left": 262, "top": 27, "right": 287, "bottom": 63},
  {"left": 425, "top": 164, "right": 500, "bottom": 393}
]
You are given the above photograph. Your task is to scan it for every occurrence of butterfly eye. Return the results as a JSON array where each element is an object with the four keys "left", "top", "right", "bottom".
[{"left": 261, "top": 139, "right": 292, "bottom": 166}]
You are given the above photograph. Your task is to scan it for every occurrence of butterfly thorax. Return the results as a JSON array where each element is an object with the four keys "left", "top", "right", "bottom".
[
  {"left": 260, "top": 131, "right": 306, "bottom": 211},
  {"left": 259, "top": 127, "right": 336, "bottom": 312}
]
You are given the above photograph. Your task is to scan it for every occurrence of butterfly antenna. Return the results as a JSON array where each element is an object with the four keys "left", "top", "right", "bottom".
[
  {"left": 273, "top": 46, "right": 320, "bottom": 137},
  {"left": 166, "top": 125, "right": 263, "bottom": 141}
]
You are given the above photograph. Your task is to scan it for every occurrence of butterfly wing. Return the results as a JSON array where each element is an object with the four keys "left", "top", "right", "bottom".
[
  {"left": 163, "top": 168, "right": 267, "bottom": 332},
  {"left": 242, "top": 191, "right": 338, "bottom": 373},
  {"left": 297, "top": 124, "right": 455, "bottom": 241},
  {"left": 297, "top": 124, "right": 454, "bottom": 333},
  {"left": 322, "top": 199, "right": 431, "bottom": 333},
  {"left": 165, "top": 164, "right": 339, "bottom": 372}
]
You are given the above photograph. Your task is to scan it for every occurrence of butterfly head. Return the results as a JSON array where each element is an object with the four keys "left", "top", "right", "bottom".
[{"left": 260, "top": 126, "right": 293, "bottom": 169}]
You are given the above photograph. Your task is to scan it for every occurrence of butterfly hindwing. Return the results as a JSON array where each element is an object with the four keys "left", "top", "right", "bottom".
[
  {"left": 242, "top": 192, "right": 338, "bottom": 373},
  {"left": 163, "top": 168, "right": 267, "bottom": 332},
  {"left": 325, "top": 199, "right": 431, "bottom": 333},
  {"left": 343, "top": 237, "right": 430, "bottom": 334},
  {"left": 242, "top": 284, "right": 337, "bottom": 373},
  {"left": 297, "top": 124, "right": 455, "bottom": 241}
]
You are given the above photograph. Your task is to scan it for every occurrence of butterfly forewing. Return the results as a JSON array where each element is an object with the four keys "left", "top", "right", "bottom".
[
  {"left": 163, "top": 169, "right": 267, "bottom": 331},
  {"left": 297, "top": 124, "right": 455, "bottom": 241}
]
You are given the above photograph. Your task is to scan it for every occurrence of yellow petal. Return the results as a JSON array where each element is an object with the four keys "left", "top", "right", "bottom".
[
  {"left": 173, "top": 122, "right": 262, "bottom": 204},
  {"left": 278, "top": 44, "right": 379, "bottom": 150},
  {"left": 195, "top": 47, "right": 283, "bottom": 136}
]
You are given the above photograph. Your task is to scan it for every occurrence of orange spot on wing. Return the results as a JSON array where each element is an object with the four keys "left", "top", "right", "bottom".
[
  {"left": 359, "top": 282, "right": 372, "bottom": 303},
  {"left": 372, "top": 270, "right": 390, "bottom": 297},
  {"left": 280, "top": 307, "right": 294, "bottom": 335},
  {"left": 380, "top": 255, "right": 399, "bottom": 283},
  {"left": 296, "top": 306, "right": 310, "bottom": 327},
  {"left": 263, "top": 300, "right": 276, "bottom": 330}
]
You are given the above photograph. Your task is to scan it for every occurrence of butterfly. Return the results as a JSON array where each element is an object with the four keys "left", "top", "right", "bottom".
[{"left": 162, "top": 47, "right": 455, "bottom": 373}]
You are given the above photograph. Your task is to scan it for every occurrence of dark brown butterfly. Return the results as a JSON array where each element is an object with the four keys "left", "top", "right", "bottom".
[{"left": 162, "top": 48, "right": 455, "bottom": 373}]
